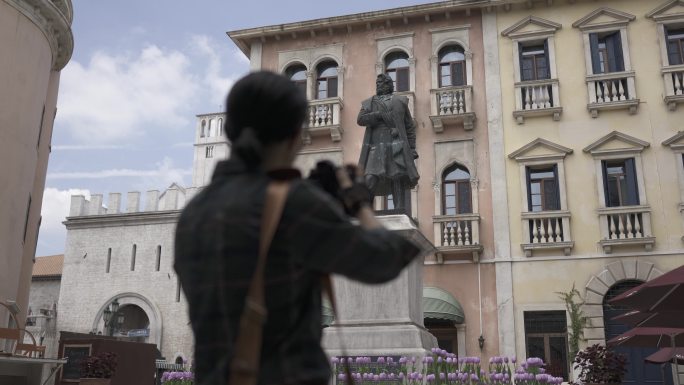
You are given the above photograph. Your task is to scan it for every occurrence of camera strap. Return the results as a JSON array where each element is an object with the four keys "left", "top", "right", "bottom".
[{"left": 228, "top": 181, "right": 290, "bottom": 385}]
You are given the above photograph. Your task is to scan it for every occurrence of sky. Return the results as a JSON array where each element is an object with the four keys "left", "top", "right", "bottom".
[{"left": 37, "top": 0, "right": 441, "bottom": 256}]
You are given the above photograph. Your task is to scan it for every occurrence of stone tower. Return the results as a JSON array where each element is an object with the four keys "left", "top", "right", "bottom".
[{"left": 192, "top": 113, "right": 230, "bottom": 187}]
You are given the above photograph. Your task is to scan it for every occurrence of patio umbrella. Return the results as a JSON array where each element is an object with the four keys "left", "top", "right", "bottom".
[
  {"left": 607, "top": 327, "right": 684, "bottom": 348},
  {"left": 609, "top": 265, "right": 684, "bottom": 312},
  {"left": 644, "top": 347, "right": 684, "bottom": 365},
  {"left": 611, "top": 309, "right": 684, "bottom": 328}
]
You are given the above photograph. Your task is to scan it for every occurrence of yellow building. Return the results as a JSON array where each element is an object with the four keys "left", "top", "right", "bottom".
[{"left": 488, "top": 0, "right": 684, "bottom": 382}]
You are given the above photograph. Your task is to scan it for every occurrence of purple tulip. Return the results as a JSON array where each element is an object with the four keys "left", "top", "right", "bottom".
[
  {"left": 511, "top": 356, "right": 517, "bottom": 364},
  {"left": 331, "top": 357, "right": 339, "bottom": 364},
  {"left": 439, "top": 372, "right": 446, "bottom": 380}
]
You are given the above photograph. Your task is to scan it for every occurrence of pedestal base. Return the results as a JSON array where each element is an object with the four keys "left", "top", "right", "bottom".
[
  {"left": 323, "top": 322, "right": 436, "bottom": 357},
  {"left": 322, "top": 215, "right": 437, "bottom": 357}
]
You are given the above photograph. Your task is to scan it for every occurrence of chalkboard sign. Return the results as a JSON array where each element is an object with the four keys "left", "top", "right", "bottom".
[{"left": 61, "top": 344, "right": 91, "bottom": 381}]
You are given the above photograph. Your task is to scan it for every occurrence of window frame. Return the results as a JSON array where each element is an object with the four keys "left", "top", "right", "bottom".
[
  {"left": 376, "top": 32, "right": 415, "bottom": 95},
  {"left": 441, "top": 164, "right": 473, "bottom": 216},
  {"left": 526, "top": 164, "right": 560, "bottom": 212},
  {"left": 667, "top": 27, "right": 684, "bottom": 65},
  {"left": 519, "top": 41, "right": 551, "bottom": 81},
  {"left": 429, "top": 26, "right": 473, "bottom": 91},
  {"left": 384, "top": 51, "right": 411, "bottom": 93},
  {"left": 573, "top": 9, "right": 635, "bottom": 77},
  {"left": 523, "top": 310, "right": 570, "bottom": 381},
  {"left": 315, "top": 60, "right": 339, "bottom": 99},
  {"left": 437, "top": 45, "right": 467, "bottom": 88},
  {"left": 601, "top": 158, "right": 640, "bottom": 207},
  {"left": 589, "top": 31, "right": 625, "bottom": 74}
]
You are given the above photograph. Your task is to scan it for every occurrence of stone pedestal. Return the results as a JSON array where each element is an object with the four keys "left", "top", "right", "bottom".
[{"left": 322, "top": 215, "right": 437, "bottom": 357}]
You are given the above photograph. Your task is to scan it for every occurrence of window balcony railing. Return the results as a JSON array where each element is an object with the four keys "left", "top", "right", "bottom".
[
  {"left": 302, "top": 97, "right": 343, "bottom": 145},
  {"left": 598, "top": 205, "right": 655, "bottom": 253},
  {"left": 586, "top": 71, "right": 639, "bottom": 117},
  {"left": 432, "top": 213, "right": 482, "bottom": 262},
  {"left": 521, "top": 210, "right": 573, "bottom": 257},
  {"left": 429, "top": 86, "right": 475, "bottom": 133},
  {"left": 513, "top": 79, "right": 562, "bottom": 124},
  {"left": 662, "top": 65, "right": 684, "bottom": 111}
]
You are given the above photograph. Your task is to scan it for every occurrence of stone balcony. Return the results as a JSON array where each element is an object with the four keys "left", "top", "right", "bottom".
[
  {"left": 513, "top": 79, "right": 562, "bottom": 124},
  {"left": 586, "top": 71, "right": 639, "bottom": 117},
  {"left": 432, "top": 213, "right": 482, "bottom": 262},
  {"left": 429, "top": 86, "right": 475, "bottom": 132},
  {"left": 662, "top": 65, "right": 684, "bottom": 111},
  {"left": 598, "top": 205, "right": 655, "bottom": 253},
  {"left": 302, "top": 97, "right": 343, "bottom": 145},
  {"left": 521, "top": 210, "right": 574, "bottom": 257}
]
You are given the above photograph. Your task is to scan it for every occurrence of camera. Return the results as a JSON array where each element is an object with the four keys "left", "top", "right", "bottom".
[{"left": 308, "top": 161, "right": 371, "bottom": 215}]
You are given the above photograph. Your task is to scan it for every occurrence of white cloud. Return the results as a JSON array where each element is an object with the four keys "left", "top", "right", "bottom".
[
  {"left": 58, "top": 46, "right": 199, "bottom": 144},
  {"left": 191, "top": 35, "right": 244, "bottom": 108},
  {"left": 52, "top": 144, "right": 128, "bottom": 151},
  {"left": 38, "top": 188, "right": 91, "bottom": 255},
  {"left": 47, "top": 157, "right": 191, "bottom": 180}
]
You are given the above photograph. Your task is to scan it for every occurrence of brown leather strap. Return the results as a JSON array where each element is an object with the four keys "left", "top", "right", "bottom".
[{"left": 229, "top": 181, "right": 290, "bottom": 385}]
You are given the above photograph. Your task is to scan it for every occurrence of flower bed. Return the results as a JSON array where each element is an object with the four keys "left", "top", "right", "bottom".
[
  {"left": 160, "top": 371, "right": 194, "bottom": 385},
  {"left": 332, "top": 348, "right": 564, "bottom": 384}
]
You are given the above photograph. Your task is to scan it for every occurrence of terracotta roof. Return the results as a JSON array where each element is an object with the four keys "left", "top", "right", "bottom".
[{"left": 32, "top": 255, "right": 64, "bottom": 278}]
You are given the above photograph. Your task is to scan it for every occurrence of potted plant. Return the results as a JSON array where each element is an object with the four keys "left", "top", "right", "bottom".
[
  {"left": 80, "top": 352, "right": 118, "bottom": 385},
  {"left": 573, "top": 344, "right": 627, "bottom": 385}
]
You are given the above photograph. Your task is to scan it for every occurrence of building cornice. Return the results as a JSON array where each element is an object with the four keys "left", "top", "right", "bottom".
[
  {"left": 64, "top": 210, "right": 181, "bottom": 230},
  {"left": 4, "top": 0, "right": 74, "bottom": 70},
  {"left": 227, "top": 0, "right": 528, "bottom": 56}
]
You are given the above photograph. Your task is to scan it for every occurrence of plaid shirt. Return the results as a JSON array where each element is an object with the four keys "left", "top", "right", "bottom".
[{"left": 174, "top": 158, "right": 420, "bottom": 385}]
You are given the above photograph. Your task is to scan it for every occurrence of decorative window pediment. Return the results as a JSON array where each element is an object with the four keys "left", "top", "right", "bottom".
[
  {"left": 647, "top": 0, "right": 684, "bottom": 22},
  {"left": 509, "top": 138, "right": 573, "bottom": 162},
  {"left": 573, "top": 8, "right": 636, "bottom": 31},
  {"left": 502, "top": 16, "right": 562, "bottom": 39},
  {"left": 583, "top": 131, "right": 650, "bottom": 156},
  {"left": 663, "top": 131, "right": 684, "bottom": 150}
]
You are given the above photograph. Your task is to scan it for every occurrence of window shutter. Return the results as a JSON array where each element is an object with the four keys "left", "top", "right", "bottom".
[
  {"left": 606, "top": 32, "right": 624, "bottom": 72},
  {"left": 543, "top": 178, "right": 560, "bottom": 211},
  {"left": 526, "top": 167, "right": 533, "bottom": 211},
  {"left": 541, "top": 39, "right": 551, "bottom": 80},
  {"left": 396, "top": 68, "right": 409, "bottom": 92},
  {"left": 589, "top": 33, "right": 602, "bottom": 74},
  {"left": 624, "top": 158, "right": 639, "bottom": 205},
  {"left": 457, "top": 182, "right": 472, "bottom": 214},
  {"left": 328, "top": 77, "right": 338, "bottom": 98},
  {"left": 453, "top": 62, "right": 465, "bottom": 86},
  {"left": 601, "top": 160, "right": 612, "bottom": 206}
]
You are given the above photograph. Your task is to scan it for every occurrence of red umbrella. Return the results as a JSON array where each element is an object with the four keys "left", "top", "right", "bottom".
[
  {"left": 609, "top": 265, "right": 684, "bottom": 312},
  {"left": 644, "top": 347, "right": 684, "bottom": 365},
  {"left": 611, "top": 309, "right": 684, "bottom": 328},
  {"left": 607, "top": 327, "right": 684, "bottom": 348}
]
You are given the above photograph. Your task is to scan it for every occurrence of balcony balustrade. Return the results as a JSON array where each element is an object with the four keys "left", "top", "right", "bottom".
[
  {"left": 662, "top": 65, "right": 684, "bottom": 111},
  {"left": 521, "top": 211, "right": 573, "bottom": 257},
  {"left": 586, "top": 71, "right": 639, "bottom": 117},
  {"left": 302, "top": 97, "right": 343, "bottom": 145},
  {"left": 513, "top": 79, "right": 562, "bottom": 124},
  {"left": 598, "top": 205, "right": 655, "bottom": 253},
  {"left": 432, "top": 213, "right": 482, "bottom": 262},
  {"left": 429, "top": 86, "right": 475, "bottom": 132}
]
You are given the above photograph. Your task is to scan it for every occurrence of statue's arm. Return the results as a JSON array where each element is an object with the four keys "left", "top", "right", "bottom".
[{"left": 357, "top": 101, "right": 381, "bottom": 126}]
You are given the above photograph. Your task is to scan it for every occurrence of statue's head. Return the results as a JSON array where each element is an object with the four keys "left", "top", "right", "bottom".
[{"left": 375, "top": 74, "right": 394, "bottom": 96}]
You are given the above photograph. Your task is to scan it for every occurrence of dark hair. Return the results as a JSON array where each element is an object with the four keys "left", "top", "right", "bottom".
[{"left": 224, "top": 71, "right": 308, "bottom": 167}]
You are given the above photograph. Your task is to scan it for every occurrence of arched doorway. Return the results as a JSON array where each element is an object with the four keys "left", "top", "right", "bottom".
[
  {"left": 116, "top": 304, "right": 151, "bottom": 343},
  {"left": 603, "top": 280, "right": 673, "bottom": 385}
]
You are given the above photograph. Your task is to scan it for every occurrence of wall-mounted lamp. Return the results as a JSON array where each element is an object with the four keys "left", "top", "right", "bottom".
[{"left": 478, "top": 335, "right": 485, "bottom": 350}]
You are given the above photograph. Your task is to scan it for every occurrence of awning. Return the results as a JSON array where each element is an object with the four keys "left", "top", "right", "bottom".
[{"left": 423, "top": 286, "right": 465, "bottom": 324}]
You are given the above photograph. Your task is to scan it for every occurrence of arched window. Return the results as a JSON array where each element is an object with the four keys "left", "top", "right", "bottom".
[
  {"left": 442, "top": 164, "right": 471, "bottom": 215},
  {"left": 285, "top": 63, "right": 307, "bottom": 96},
  {"left": 439, "top": 45, "right": 466, "bottom": 87},
  {"left": 217, "top": 118, "right": 223, "bottom": 137},
  {"left": 316, "top": 60, "right": 339, "bottom": 99},
  {"left": 200, "top": 120, "right": 206, "bottom": 138},
  {"left": 208, "top": 119, "right": 216, "bottom": 137},
  {"left": 384, "top": 51, "right": 410, "bottom": 92}
]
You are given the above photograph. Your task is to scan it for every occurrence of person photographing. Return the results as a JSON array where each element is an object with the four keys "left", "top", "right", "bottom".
[{"left": 174, "top": 71, "right": 422, "bottom": 385}]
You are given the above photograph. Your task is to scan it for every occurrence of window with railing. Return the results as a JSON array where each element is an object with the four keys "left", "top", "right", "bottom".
[
  {"left": 520, "top": 41, "right": 550, "bottom": 81},
  {"left": 602, "top": 158, "right": 639, "bottom": 207},
  {"left": 438, "top": 45, "right": 466, "bottom": 88},
  {"left": 667, "top": 27, "right": 684, "bottom": 65},
  {"left": 527, "top": 165, "right": 560, "bottom": 212},
  {"left": 590, "top": 31, "right": 624, "bottom": 74},
  {"left": 385, "top": 51, "right": 410, "bottom": 92},
  {"left": 442, "top": 164, "right": 472, "bottom": 215},
  {"left": 316, "top": 61, "right": 338, "bottom": 99}
]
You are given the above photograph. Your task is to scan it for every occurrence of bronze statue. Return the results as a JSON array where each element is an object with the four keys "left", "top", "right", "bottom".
[{"left": 357, "top": 73, "right": 419, "bottom": 211}]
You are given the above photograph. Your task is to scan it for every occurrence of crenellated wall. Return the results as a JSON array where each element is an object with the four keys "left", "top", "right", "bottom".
[{"left": 68, "top": 186, "right": 201, "bottom": 217}]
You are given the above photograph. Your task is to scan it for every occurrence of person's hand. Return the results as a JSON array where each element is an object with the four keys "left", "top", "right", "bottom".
[{"left": 336, "top": 165, "right": 372, "bottom": 216}]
